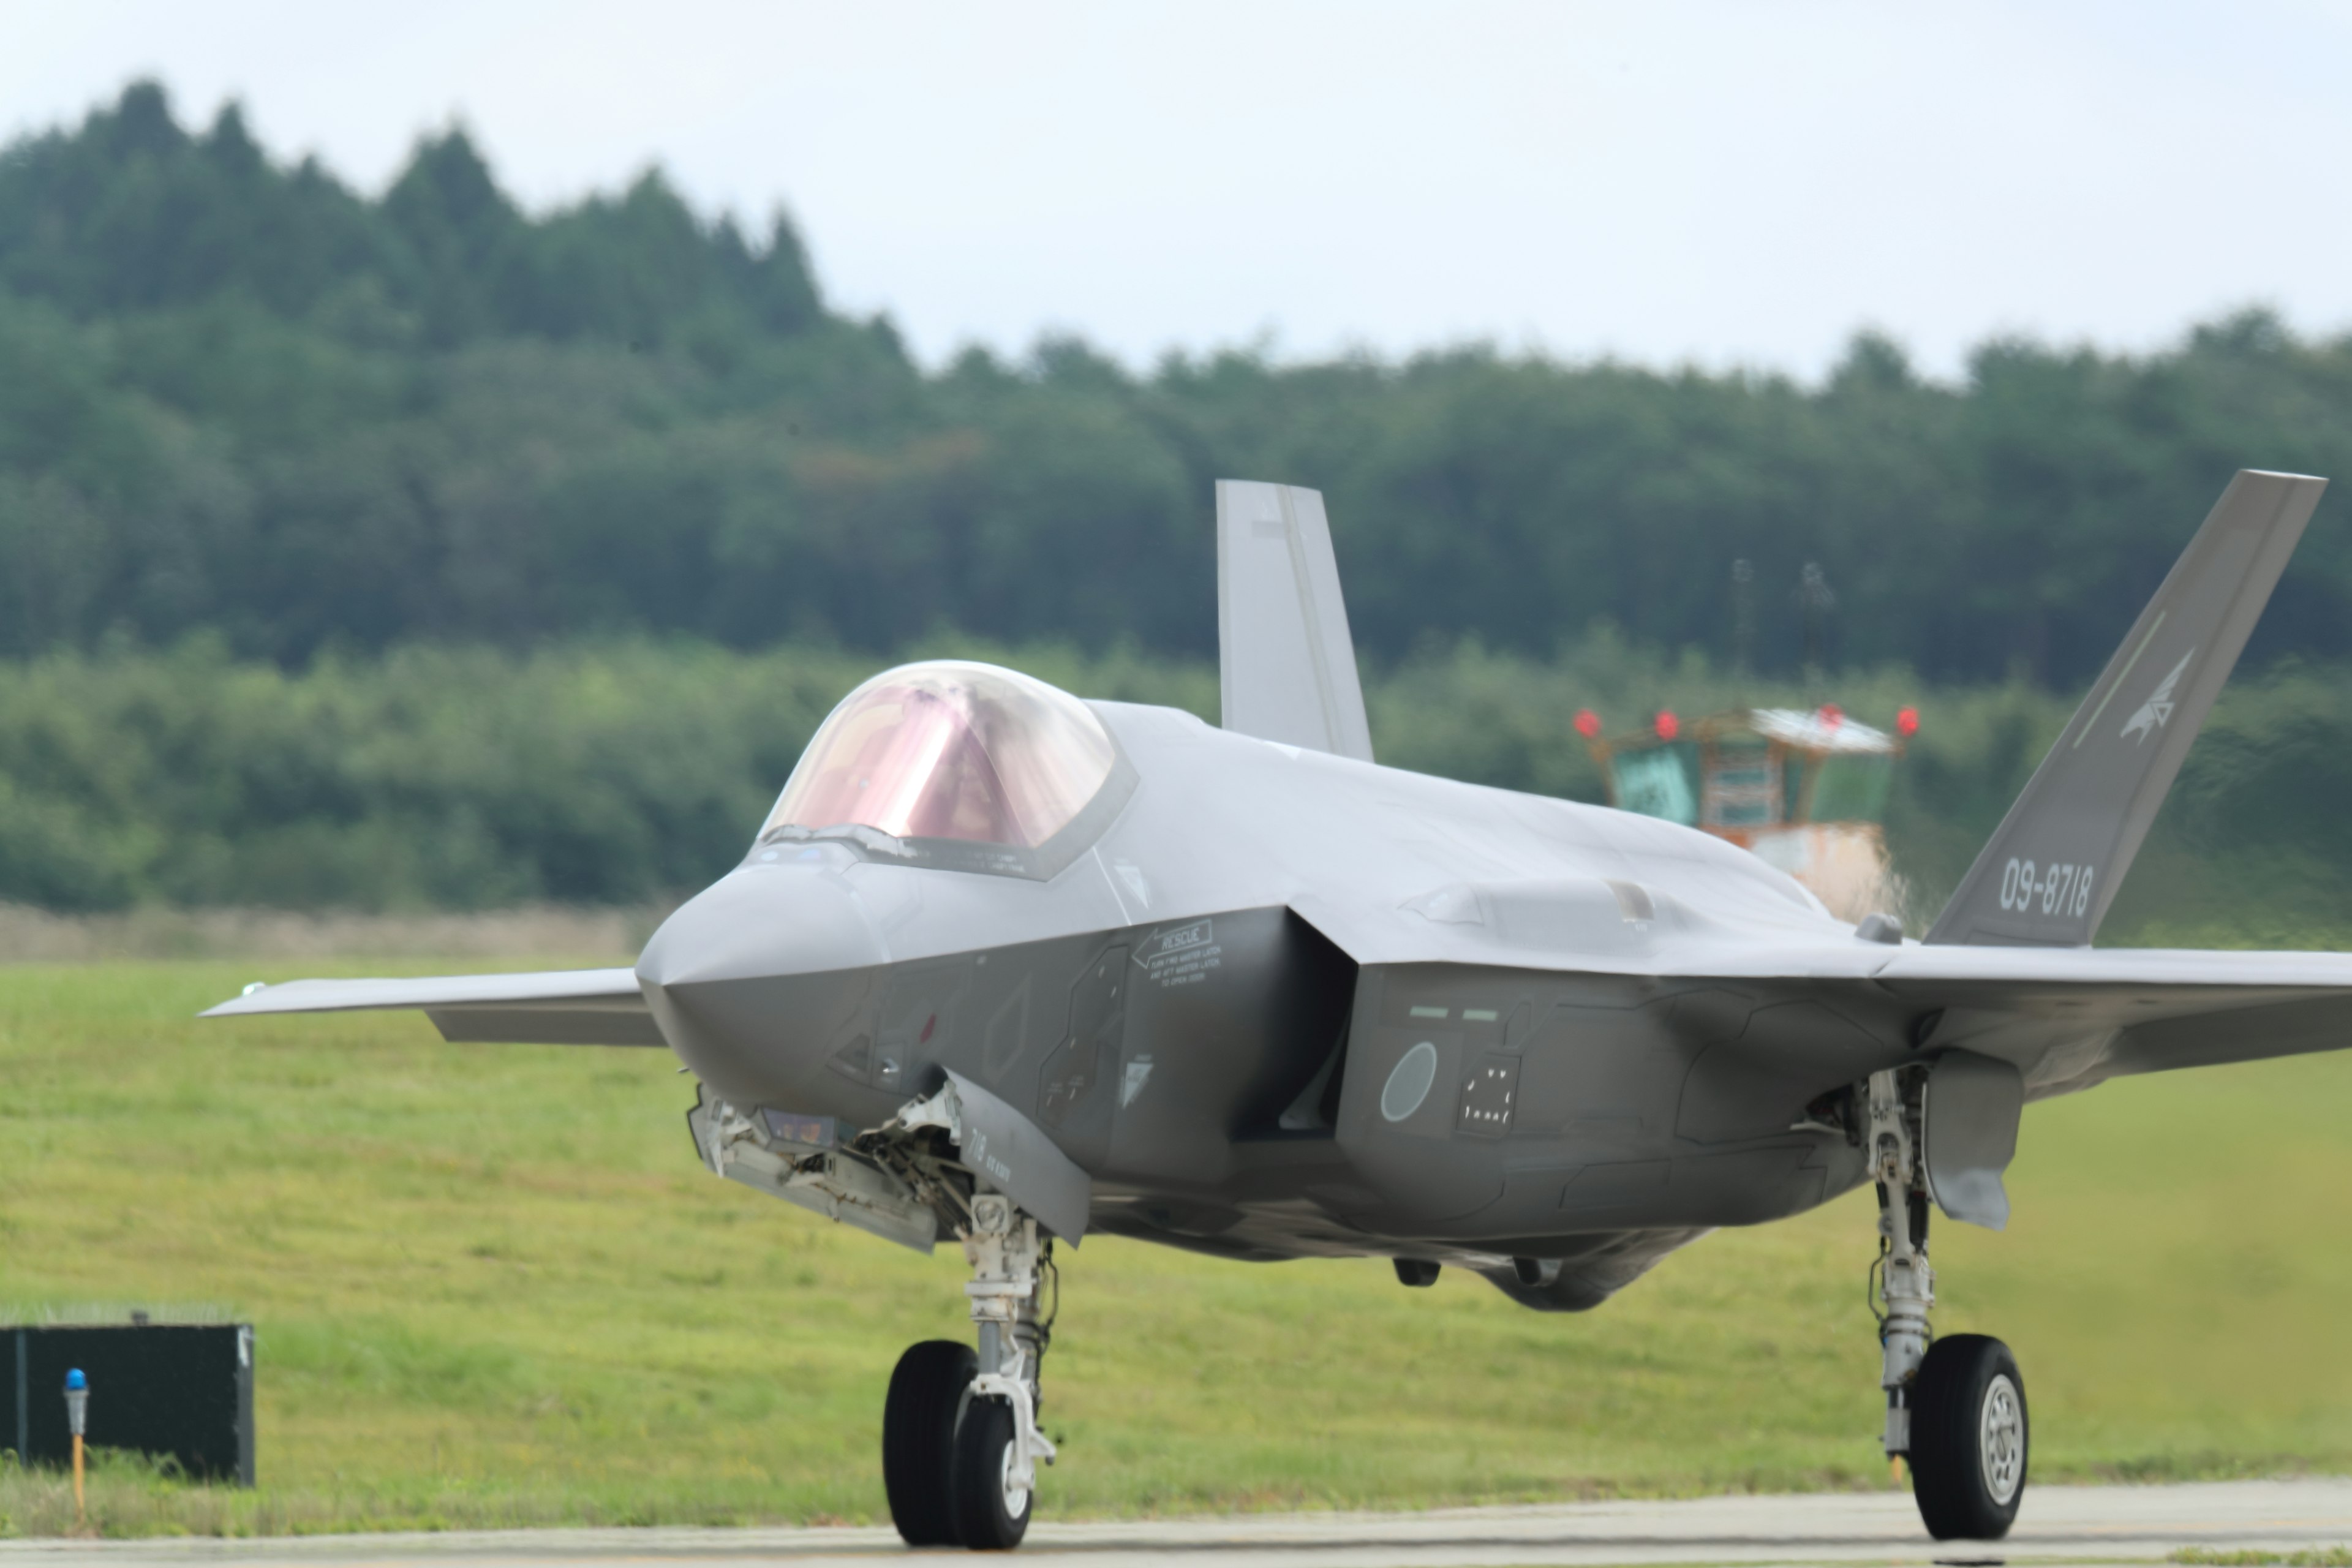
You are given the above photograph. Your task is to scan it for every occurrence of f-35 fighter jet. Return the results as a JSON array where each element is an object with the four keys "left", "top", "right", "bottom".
[{"left": 211, "top": 471, "right": 2342, "bottom": 1548}]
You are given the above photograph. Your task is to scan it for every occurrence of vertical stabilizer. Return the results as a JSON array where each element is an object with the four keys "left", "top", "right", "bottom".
[
  {"left": 1926, "top": 469, "right": 2326, "bottom": 946},
  {"left": 1216, "top": 480, "right": 1375, "bottom": 763}
]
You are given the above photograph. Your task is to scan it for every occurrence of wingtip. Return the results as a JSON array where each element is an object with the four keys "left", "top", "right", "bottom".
[{"left": 198, "top": 981, "right": 272, "bottom": 1019}]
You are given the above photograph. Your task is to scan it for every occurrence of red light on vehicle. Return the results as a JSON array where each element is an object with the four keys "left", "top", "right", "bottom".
[
  {"left": 1818, "top": 703, "right": 1843, "bottom": 729},
  {"left": 1574, "top": 709, "right": 1602, "bottom": 739},
  {"left": 1896, "top": 706, "right": 1920, "bottom": 737},
  {"left": 1654, "top": 710, "right": 1679, "bottom": 741}
]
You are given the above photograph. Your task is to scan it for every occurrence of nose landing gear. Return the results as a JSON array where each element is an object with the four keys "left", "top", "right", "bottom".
[
  {"left": 883, "top": 1192, "right": 1057, "bottom": 1550},
  {"left": 1866, "top": 1068, "right": 2029, "bottom": 1541}
]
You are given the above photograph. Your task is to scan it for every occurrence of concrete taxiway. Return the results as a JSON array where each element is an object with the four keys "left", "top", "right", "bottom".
[{"left": 4, "top": 1479, "right": 2348, "bottom": 1566}]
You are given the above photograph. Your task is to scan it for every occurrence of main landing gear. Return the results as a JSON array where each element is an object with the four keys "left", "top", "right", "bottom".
[
  {"left": 883, "top": 1193, "right": 1058, "bottom": 1550},
  {"left": 1866, "top": 1068, "right": 2029, "bottom": 1540}
]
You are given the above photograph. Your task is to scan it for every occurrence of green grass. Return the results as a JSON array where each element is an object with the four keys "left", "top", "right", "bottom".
[{"left": 3, "top": 960, "right": 2352, "bottom": 1537}]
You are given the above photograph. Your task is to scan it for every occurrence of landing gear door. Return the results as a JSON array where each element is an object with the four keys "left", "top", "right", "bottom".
[
  {"left": 1921, "top": 1049, "right": 2025, "bottom": 1231},
  {"left": 941, "top": 1070, "right": 1094, "bottom": 1245}
]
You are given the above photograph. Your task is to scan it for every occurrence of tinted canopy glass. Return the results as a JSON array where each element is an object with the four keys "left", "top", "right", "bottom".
[{"left": 764, "top": 662, "right": 1117, "bottom": 851}]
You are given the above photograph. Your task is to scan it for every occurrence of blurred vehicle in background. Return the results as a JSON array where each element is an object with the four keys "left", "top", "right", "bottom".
[{"left": 1577, "top": 703, "right": 1920, "bottom": 921}]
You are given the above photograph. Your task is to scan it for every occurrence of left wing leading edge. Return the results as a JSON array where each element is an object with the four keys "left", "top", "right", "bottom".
[{"left": 201, "top": 968, "right": 662, "bottom": 1047}]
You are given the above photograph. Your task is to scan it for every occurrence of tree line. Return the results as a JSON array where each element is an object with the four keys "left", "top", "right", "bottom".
[
  {"left": 6, "top": 84, "right": 2352, "bottom": 687},
  {"left": 6, "top": 634, "right": 2346, "bottom": 941},
  {"left": 6, "top": 83, "right": 2352, "bottom": 927}
]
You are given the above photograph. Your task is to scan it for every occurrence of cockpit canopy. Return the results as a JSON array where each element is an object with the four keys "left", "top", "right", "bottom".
[{"left": 763, "top": 662, "right": 1119, "bottom": 858}]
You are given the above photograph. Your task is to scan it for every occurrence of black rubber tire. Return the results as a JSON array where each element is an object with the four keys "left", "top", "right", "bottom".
[
  {"left": 951, "top": 1395, "right": 1033, "bottom": 1550},
  {"left": 1909, "top": 1333, "right": 2029, "bottom": 1540},
  {"left": 883, "top": 1340, "right": 975, "bottom": 1547}
]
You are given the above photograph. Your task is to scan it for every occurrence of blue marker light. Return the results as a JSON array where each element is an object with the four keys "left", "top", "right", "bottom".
[{"left": 62, "top": 1366, "right": 90, "bottom": 1518}]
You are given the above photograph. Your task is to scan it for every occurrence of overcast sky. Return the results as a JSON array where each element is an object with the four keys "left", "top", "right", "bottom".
[{"left": 6, "top": 1, "right": 2350, "bottom": 379}]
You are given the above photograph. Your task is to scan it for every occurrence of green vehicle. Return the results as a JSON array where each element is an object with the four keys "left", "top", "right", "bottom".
[{"left": 1580, "top": 701, "right": 1915, "bottom": 920}]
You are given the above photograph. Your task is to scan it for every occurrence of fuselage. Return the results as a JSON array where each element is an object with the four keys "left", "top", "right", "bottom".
[{"left": 639, "top": 698, "right": 1880, "bottom": 1302}]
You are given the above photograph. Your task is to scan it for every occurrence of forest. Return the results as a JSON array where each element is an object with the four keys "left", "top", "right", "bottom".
[
  {"left": 4, "top": 81, "right": 2352, "bottom": 923},
  {"left": 14, "top": 82, "right": 2352, "bottom": 679}
]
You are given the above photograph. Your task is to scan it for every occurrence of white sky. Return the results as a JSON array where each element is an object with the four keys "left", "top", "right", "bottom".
[{"left": 5, "top": 0, "right": 2351, "bottom": 379}]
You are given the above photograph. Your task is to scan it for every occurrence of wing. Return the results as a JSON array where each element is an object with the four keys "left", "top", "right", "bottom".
[
  {"left": 1216, "top": 479, "right": 1375, "bottom": 763},
  {"left": 1878, "top": 943, "right": 2352, "bottom": 1093},
  {"left": 1510, "top": 941, "right": 2352, "bottom": 1237},
  {"left": 1298, "top": 873, "right": 2352, "bottom": 1103},
  {"left": 200, "top": 968, "right": 663, "bottom": 1047},
  {"left": 1644, "top": 942, "right": 2352, "bottom": 1182}
]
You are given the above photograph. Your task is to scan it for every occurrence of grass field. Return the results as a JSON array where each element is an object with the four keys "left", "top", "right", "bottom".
[{"left": 4, "top": 959, "right": 2351, "bottom": 1537}]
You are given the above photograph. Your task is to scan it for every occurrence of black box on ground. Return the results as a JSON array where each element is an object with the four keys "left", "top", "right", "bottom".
[{"left": 7, "top": 1322, "right": 254, "bottom": 1486}]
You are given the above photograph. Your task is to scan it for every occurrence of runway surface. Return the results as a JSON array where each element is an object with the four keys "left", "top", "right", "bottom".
[{"left": 5, "top": 1479, "right": 2349, "bottom": 1567}]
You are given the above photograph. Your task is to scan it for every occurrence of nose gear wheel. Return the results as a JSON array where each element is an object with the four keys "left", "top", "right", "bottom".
[
  {"left": 881, "top": 1340, "right": 977, "bottom": 1547},
  {"left": 952, "top": 1395, "right": 1033, "bottom": 1548},
  {"left": 881, "top": 1189, "right": 1057, "bottom": 1550}
]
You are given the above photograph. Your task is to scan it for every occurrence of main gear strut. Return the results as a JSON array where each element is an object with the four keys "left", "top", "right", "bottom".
[
  {"left": 1861, "top": 1063, "right": 2030, "bottom": 1542},
  {"left": 1866, "top": 1066, "right": 1934, "bottom": 1458}
]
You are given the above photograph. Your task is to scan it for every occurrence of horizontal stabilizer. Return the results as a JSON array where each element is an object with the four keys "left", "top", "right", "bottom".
[
  {"left": 1217, "top": 480, "right": 1375, "bottom": 763},
  {"left": 1927, "top": 470, "right": 2325, "bottom": 946},
  {"left": 200, "top": 968, "right": 662, "bottom": 1047}
]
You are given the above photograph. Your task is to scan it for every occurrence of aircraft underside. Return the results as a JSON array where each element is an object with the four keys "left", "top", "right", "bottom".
[{"left": 658, "top": 902, "right": 1875, "bottom": 1294}]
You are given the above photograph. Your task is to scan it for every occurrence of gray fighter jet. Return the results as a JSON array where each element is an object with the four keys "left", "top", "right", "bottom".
[{"left": 210, "top": 470, "right": 2343, "bottom": 1548}]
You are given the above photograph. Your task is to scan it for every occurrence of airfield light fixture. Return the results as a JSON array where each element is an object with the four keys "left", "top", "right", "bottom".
[{"left": 64, "top": 1368, "right": 88, "bottom": 1523}]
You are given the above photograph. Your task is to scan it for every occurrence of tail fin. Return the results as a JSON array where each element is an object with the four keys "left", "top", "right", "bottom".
[
  {"left": 1925, "top": 470, "right": 2326, "bottom": 946},
  {"left": 1216, "top": 480, "right": 1375, "bottom": 763}
]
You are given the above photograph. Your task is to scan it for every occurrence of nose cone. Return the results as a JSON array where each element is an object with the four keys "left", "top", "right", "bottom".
[
  {"left": 639, "top": 863, "right": 887, "bottom": 988},
  {"left": 639, "top": 865, "right": 888, "bottom": 1107}
]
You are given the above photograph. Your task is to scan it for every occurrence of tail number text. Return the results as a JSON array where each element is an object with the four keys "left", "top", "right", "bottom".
[{"left": 1999, "top": 858, "right": 2094, "bottom": 918}]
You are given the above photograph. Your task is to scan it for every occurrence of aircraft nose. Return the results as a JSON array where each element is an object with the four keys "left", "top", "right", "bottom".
[
  {"left": 637, "top": 864, "right": 888, "bottom": 1106},
  {"left": 639, "top": 862, "right": 887, "bottom": 989}
]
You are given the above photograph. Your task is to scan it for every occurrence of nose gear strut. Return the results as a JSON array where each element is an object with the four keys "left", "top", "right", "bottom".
[
  {"left": 858, "top": 1079, "right": 1068, "bottom": 1551},
  {"left": 695, "top": 1071, "right": 1085, "bottom": 1549},
  {"left": 959, "top": 1193, "right": 1059, "bottom": 1544},
  {"left": 879, "top": 1188, "right": 1058, "bottom": 1550}
]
